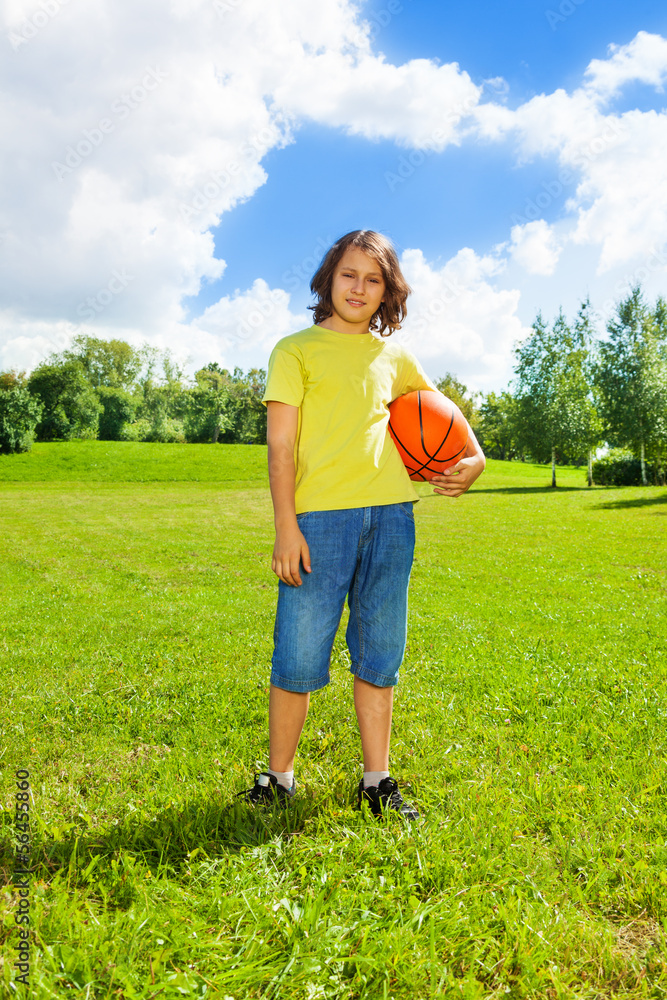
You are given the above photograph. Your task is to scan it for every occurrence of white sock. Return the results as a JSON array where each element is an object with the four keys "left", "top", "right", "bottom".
[
  {"left": 268, "top": 769, "right": 294, "bottom": 791},
  {"left": 363, "top": 770, "right": 390, "bottom": 789}
]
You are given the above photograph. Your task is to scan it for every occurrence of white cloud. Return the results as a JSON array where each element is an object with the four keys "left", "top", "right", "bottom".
[
  {"left": 0, "top": 0, "right": 483, "bottom": 374},
  {"left": 0, "top": 319, "right": 75, "bottom": 375},
  {"left": 273, "top": 54, "right": 481, "bottom": 150},
  {"left": 509, "top": 220, "right": 561, "bottom": 276},
  {"left": 397, "top": 248, "right": 529, "bottom": 391},
  {"left": 584, "top": 31, "right": 667, "bottom": 98},
  {"left": 1, "top": 3, "right": 667, "bottom": 392},
  {"left": 472, "top": 36, "right": 667, "bottom": 277},
  {"left": 187, "top": 279, "right": 310, "bottom": 370}
]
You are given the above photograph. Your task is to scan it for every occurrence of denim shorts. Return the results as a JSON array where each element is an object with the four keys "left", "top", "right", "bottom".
[{"left": 271, "top": 503, "right": 416, "bottom": 693}]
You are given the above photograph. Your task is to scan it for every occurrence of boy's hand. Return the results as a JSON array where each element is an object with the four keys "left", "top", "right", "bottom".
[
  {"left": 272, "top": 526, "right": 312, "bottom": 586},
  {"left": 431, "top": 455, "right": 485, "bottom": 498}
]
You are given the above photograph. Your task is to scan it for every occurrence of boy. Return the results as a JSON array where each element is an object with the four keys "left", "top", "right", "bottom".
[{"left": 241, "top": 230, "right": 485, "bottom": 818}]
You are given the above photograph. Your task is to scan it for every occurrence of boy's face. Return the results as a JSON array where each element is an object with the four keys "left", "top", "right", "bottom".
[{"left": 328, "top": 248, "right": 386, "bottom": 332}]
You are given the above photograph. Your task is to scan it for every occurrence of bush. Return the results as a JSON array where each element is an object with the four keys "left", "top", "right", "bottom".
[
  {"left": 182, "top": 387, "right": 231, "bottom": 443},
  {"left": 136, "top": 385, "right": 187, "bottom": 442},
  {"left": 121, "top": 417, "right": 185, "bottom": 443},
  {"left": 28, "top": 361, "right": 101, "bottom": 440},
  {"left": 143, "top": 418, "right": 185, "bottom": 444},
  {"left": 0, "top": 387, "right": 43, "bottom": 454},
  {"left": 592, "top": 451, "right": 644, "bottom": 486},
  {"left": 97, "top": 387, "right": 137, "bottom": 440}
]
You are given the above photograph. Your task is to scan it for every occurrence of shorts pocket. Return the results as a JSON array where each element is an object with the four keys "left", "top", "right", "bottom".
[{"left": 398, "top": 501, "right": 415, "bottom": 521}]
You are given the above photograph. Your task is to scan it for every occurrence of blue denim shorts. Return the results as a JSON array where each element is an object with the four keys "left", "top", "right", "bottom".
[{"left": 271, "top": 503, "right": 416, "bottom": 693}]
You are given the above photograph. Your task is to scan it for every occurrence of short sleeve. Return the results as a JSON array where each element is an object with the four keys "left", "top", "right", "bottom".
[
  {"left": 392, "top": 348, "right": 436, "bottom": 400},
  {"left": 262, "top": 344, "right": 305, "bottom": 408}
]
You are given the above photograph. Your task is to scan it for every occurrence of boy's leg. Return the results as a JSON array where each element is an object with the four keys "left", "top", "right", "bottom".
[
  {"left": 267, "top": 509, "right": 365, "bottom": 784},
  {"left": 353, "top": 676, "right": 393, "bottom": 771},
  {"left": 269, "top": 684, "right": 310, "bottom": 772},
  {"left": 347, "top": 503, "right": 419, "bottom": 818}
]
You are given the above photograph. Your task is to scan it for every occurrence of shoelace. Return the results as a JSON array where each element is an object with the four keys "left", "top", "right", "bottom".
[
  {"left": 237, "top": 773, "right": 270, "bottom": 799},
  {"left": 387, "top": 789, "right": 403, "bottom": 807}
]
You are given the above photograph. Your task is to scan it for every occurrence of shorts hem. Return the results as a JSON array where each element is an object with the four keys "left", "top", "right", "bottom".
[
  {"left": 270, "top": 670, "right": 329, "bottom": 694},
  {"left": 350, "top": 662, "right": 399, "bottom": 688}
]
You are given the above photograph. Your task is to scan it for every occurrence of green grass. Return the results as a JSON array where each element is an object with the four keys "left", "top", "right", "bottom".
[
  {"left": 1, "top": 442, "right": 666, "bottom": 999},
  {"left": 0, "top": 440, "right": 268, "bottom": 482}
]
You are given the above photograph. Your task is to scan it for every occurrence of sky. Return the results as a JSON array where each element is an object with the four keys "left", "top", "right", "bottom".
[{"left": 2, "top": 0, "right": 667, "bottom": 393}]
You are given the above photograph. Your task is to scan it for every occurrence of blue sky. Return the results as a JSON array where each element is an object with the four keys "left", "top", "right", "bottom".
[
  {"left": 1, "top": 0, "right": 667, "bottom": 392},
  {"left": 198, "top": 0, "right": 667, "bottom": 313}
]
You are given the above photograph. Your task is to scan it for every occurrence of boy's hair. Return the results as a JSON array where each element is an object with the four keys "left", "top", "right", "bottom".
[{"left": 309, "top": 230, "right": 411, "bottom": 337}]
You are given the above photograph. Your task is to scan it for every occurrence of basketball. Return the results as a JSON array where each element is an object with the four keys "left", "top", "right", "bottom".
[{"left": 388, "top": 389, "right": 468, "bottom": 481}]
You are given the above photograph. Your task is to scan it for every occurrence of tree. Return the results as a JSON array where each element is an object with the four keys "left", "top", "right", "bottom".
[
  {"left": 0, "top": 370, "right": 28, "bottom": 390},
  {"left": 135, "top": 346, "right": 186, "bottom": 442},
  {"left": 572, "top": 298, "right": 604, "bottom": 486},
  {"left": 594, "top": 287, "right": 667, "bottom": 485},
  {"left": 218, "top": 367, "right": 267, "bottom": 444},
  {"left": 182, "top": 366, "right": 232, "bottom": 443},
  {"left": 434, "top": 372, "right": 477, "bottom": 423},
  {"left": 97, "top": 387, "right": 136, "bottom": 440},
  {"left": 0, "top": 385, "right": 43, "bottom": 453},
  {"left": 27, "top": 360, "right": 101, "bottom": 440},
  {"left": 59, "top": 334, "right": 142, "bottom": 390},
  {"left": 477, "top": 391, "right": 521, "bottom": 461},
  {"left": 513, "top": 306, "right": 601, "bottom": 487}
]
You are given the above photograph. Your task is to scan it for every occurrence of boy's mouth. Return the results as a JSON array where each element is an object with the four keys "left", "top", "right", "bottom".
[{"left": 347, "top": 298, "right": 366, "bottom": 307}]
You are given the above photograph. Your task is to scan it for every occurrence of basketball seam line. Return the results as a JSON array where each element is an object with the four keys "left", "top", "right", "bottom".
[
  {"left": 390, "top": 391, "right": 466, "bottom": 479},
  {"left": 388, "top": 422, "right": 467, "bottom": 477}
]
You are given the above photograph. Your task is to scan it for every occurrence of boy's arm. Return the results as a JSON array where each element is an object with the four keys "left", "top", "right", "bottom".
[
  {"left": 430, "top": 424, "right": 486, "bottom": 499},
  {"left": 266, "top": 400, "right": 311, "bottom": 587}
]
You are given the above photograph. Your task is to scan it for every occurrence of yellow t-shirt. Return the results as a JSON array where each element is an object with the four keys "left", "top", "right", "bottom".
[{"left": 262, "top": 324, "right": 435, "bottom": 513}]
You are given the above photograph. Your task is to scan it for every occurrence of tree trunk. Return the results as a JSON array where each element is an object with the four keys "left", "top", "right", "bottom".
[
  {"left": 587, "top": 449, "right": 593, "bottom": 487},
  {"left": 640, "top": 439, "right": 647, "bottom": 486},
  {"left": 551, "top": 447, "right": 557, "bottom": 488}
]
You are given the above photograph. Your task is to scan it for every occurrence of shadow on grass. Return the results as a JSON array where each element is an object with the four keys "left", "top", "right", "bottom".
[
  {"left": 21, "top": 785, "right": 367, "bottom": 900},
  {"left": 466, "top": 486, "right": 588, "bottom": 495},
  {"left": 595, "top": 492, "right": 667, "bottom": 511}
]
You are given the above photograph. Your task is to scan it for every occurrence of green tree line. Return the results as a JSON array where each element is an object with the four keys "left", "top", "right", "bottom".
[
  {"left": 1, "top": 287, "right": 666, "bottom": 485},
  {"left": 0, "top": 339, "right": 267, "bottom": 451},
  {"left": 440, "top": 287, "right": 667, "bottom": 486}
]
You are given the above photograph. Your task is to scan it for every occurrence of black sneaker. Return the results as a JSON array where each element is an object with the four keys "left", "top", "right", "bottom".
[
  {"left": 238, "top": 772, "right": 296, "bottom": 806},
  {"left": 357, "top": 776, "right": 419, "bottom": 820}
]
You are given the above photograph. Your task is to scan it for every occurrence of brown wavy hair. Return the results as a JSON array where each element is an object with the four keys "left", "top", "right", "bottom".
[{"left": 309, "top": 230, "right": 411, "bottom": 337}]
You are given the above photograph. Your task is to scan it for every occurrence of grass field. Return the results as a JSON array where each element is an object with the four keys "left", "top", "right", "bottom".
[{"left": 1, "top": 441, "right": 666, "bottom": 999}]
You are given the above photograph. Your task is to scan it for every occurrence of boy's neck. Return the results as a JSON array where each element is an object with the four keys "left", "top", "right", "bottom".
[{"left": 316, "top": 316, "right": 371, "bottom": 336}]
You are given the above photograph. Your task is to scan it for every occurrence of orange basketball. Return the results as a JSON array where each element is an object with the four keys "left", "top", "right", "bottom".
[{"left": 388, "top": 390, "right": 468, "bottom": 481}]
